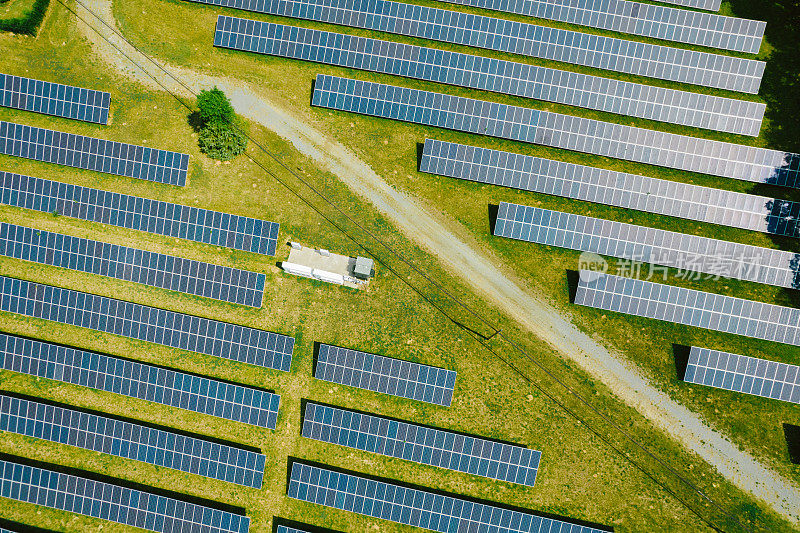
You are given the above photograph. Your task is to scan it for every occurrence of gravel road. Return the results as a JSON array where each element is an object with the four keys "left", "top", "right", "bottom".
[{"left": 74, "top": 0, "right": 800, "bottom": 523}]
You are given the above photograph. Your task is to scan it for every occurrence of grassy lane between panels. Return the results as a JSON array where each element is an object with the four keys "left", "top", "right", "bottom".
[
  {"left": 110, "top": 0, "right": 800, "bottom": 487},
  {"left": 0, "top": 0, "right": 797, "bottom": 532}
]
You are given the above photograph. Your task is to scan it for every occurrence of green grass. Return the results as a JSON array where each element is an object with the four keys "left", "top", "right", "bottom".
[
  {"left": 0, "top": 0, "right": 50, "bottom": 34},
  {"left": 0, "top": 0, "right": 798, "bottom": 532}
]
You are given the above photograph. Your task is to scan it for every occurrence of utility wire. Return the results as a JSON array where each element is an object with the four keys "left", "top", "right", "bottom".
[{"left": 55, "top": 1, "right": 755, "bottom": 530}]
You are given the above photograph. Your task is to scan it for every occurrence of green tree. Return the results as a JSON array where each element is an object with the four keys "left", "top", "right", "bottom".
[
  {"left": 194, "top": 87, "right": 247, "bottom": 161},
  {"left": 197, "top": 87, "right": 235, "bottom": 125}
]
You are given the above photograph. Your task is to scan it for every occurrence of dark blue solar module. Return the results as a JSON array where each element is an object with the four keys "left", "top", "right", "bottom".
[
  {"left": 421, "top": 139, "right": 800, "bottom": 239},
  {"left": 436, "top": 0, "right": 765, "bottom": 54},
  {"left": 313, "top": 75, "right": 800, "bottom": 189},
  {"left": 214, "top": 18, "right": 764, "bottom": 136},
  {"left": 185, "top": 0, "right": 764, "bottom": 93},
  {"left": 288, "top": 462, "right": 607, "bottom": 532},
  {"left": 314, "top": 343, "right": 456, "bottom": 406},
  {"left": 0, "top": 121, "right": 189, "bottom": 186},
  {"left": 0, "top": 73, "right": 111, "bottom": 124},
  {"left": 303, "top": 403, "right": 540, "bottom": 486},
  {"left": 494, "top": 202, "right": 800, "bottom": 290},
  {"left": 0, "top": 395, "right": 267, "bottom": 487},
  {"left": 0, "top": 222, "right": 265, "bottom": 307},
  {"left": 276, "top": 527, "right": 311, "bottom": 533},
  {"left": 0, "top": 172, "right": 280, "bottom": 255},
  {"left": 684, "top": 347, "right": 800, "bottom": 404},
  {"left": 0, "top": 277, "right": 294, "bottom": 371},
  {"left": 653, "top": 0, "right": 719, "bottom": 11},
  {"left": 0, "top": 459, "right": 250, "bottom": 533},
  {"left": 575, "top": 272, "right": 800, "bottom": 346},
  {"left": 0, "top": 333, "right": 281, "bottom": 428}
]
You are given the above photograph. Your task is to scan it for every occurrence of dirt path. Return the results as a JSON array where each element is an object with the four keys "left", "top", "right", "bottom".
[{"left": 74, "top": 0, "right": 800, "bottom": 523}]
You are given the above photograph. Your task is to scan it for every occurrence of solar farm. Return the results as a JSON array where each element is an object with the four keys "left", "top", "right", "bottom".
[{"left": 1, "top": 0, "right": 799, "bottom": 531}]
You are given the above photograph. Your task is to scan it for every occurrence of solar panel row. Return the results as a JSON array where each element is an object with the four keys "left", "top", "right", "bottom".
[
  {"left": 0, "top": 172, "right": 280, "bottom": 255},
  {"left": 0, "top": 395, "right": 267, "bottom": 487},
  {"left": 494, "top": 202, "right": 800, "bottom": 290},
  {"left": 276, "top": 527, "right": 311, "bottom": 533},
  {"left": 302, "top": 402, "right": 540, "bottom": 486},
  {"left": 574, "top": 272, "right": 800, "bottom": 346},
  {"left": 0, "top": 277, "right": 295, "bottom": 371},
  {"left": 0, "top": 122, "right": 189, "bottom": 186},
  {"left": 0, "top": 459, "right": 250, "bottom": 533},
  {"left": 288, "top": 462, "right": 606, "bottom": 533},
  {"left": 314, "top": 343, "right": 456, "bottom": 406},
  {"left": 420, "top": 139, "right": 800, "bottom": 239},
  {"left": 314, "top": 75, "right": 800, "bottom": 189},
  {"left": 0, "top": 73, "right": 111, "bottom": 125},
  {"left": 0, "top": 333, "right": 281, "bottom": 428},
  {"left": 684, "top": 347, "right": 799, "bottom": 404},
  {"left": 215, "top": 18, "right": 764, "bottom": 136},
  {"left": 653, "top": 0, "right": 719, "bottom": 12},
  {"left": 0, "top": 223, "right": 265, "bottom": 307},
  {"left": 437, "top": 0, "right": 765, "bottom": 54},
  {"left": 187, "top": 0, "right": 764, "bottom": 93}
]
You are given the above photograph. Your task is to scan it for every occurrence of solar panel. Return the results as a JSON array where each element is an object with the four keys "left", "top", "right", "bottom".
[
  {"left": 288, "top": 462, "right": 607, "bottom": 533},
  {"left": 0, "top": 277, "right": 295, "bottom": 371},
  {"left": 0, "top": 223, "right": 265, "bottom": 307},
  {"left": 495, "top": 202, "right": 800, "bottom": 290},
  {"left": 0, "top": 73, "right": 111, "bottom": 124},
  {"left": 314, "top": 343, "right": 456, "bottom": 406},
  {"left": 0, "top": 459, "right": 250, "bottom": 533},
  {"left": 0, "top": 172, "right": 280, "bottom": 255},
  {"left": 302, "top": 402, "right": 540, "bottom": 486},
  {"left": 0, "top": 333, "right": 281, "bottom": 429},
  {"left": 0, "top": 121, "right": 189, "bottom": 186},
  {"left": 187, "top": 0, "right": 764, "bottom": 93},
  {"left": 0, "top": 395, "right": 267, "bottom": 488},
  {"left": 276, "top": 527, "right": 311, "bottom": 533},
  {"left": 215, "top": 19, "right": 764, "bottom": 136},
  {"left": 652, "top": 0, "right": 720, "bottom": 12},
  {"left": 435, "top": 0, "right": 765, "bottom": 54},
  {"left": 574, "top": 272, "right": 800, "bottom": 346},
  {"left": 314, "top": 76, "right": 800, "bottom": 189},
  {"left": 684, "top": 347, "right": 800, "bottom": 404},
  {"left": 420, "top": 139, "right": 800, "bottom": 239}
]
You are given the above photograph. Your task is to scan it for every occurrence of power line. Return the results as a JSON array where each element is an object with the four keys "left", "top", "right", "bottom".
[{"left": 52, "top": 1, "right": 754, "bottom": 530}]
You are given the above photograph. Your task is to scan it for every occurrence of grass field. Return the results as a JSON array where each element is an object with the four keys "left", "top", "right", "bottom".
[{"left": 0, "top": 0, "right": 798, "bottom": 532}]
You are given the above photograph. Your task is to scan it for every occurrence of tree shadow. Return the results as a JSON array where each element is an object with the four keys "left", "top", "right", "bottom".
[
  {"left": 784, "top": 423, "right": 800, "bottom": 464},
  {"left": 187, "top": 110, "right": 204, "bottom": 133}
]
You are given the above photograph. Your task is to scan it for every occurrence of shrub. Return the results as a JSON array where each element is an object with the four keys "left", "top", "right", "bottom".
[
  {"left": 0, "top": 0, "right": 51, "bottom": 36},
  {"left": 198, "top": 119, "right": 247, "bottom": 161},
  {"left": 197, "top": 87, "right": 235, "bottom": 125}
]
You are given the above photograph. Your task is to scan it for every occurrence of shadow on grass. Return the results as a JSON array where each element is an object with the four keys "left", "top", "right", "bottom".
[
  {"left": 672, "top": 344, "right": 691, "bottom": 381},
  {"left": 784, "top": 423, "right": 800, "bottom": 464},
  {"left": 0, "top": 0, "right": 50, "bottom": 35},
  {"left": 0, "top": 518, "right": 54, "bottom": 533},
  {"left": 187, "top": 110, "right": 204, "bottom": 133}
]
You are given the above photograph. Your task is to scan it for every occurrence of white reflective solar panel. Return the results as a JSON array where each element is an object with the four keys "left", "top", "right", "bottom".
[
  {"left": 0, "top": 73, "right": 111, "bottom": 124},
  {"left": 0, "top": 395, "right": 267, "bottom": 487},
  {"left": 436, "top": 0, "right": 765, "bottom": 54},
  {"left": 0, "top": 459, "right": 250, "bottom": 533},
  {"left": 215, "top": 18, "right": 764, "bottom": 136},
  {"left": 684, "top": 347, "right": 800, "bottom": 404},
  {"left": 314, "top": 75, "right": 800, "bottom": 189},
  {"left": 575, "top": 272, "right": 800, "bottom": 346},
  {"left": 495, "top": 202, "right": 800, "bottom": 290},
  {"left": 187, "top": 0, "right": 764, "bottom": 93},
  {"left": 420, "top": 139, "right": 800, "bottom": 239},
  {"left": 652, "top": 0, "right": 719, "bottom": 11}
]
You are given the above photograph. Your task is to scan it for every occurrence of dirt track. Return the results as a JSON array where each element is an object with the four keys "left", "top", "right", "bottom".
[{"left": 74, "top": 0, "right": 800, "bottom": 523}]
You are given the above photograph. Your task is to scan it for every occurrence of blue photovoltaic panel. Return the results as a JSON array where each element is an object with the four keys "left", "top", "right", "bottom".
[
  {"left": 0, "top": 333, "right": 281, "bottom": 429},
  {"left": 314, "top": 75, "right": 800, "bottom": 189},
  {"left": 314, "top": 343, "right": 456, "bottom": 406},
  {"left": 214, "top": 18, "right": 764, "bottom": 136},
  {"left": 288, "top": 462, "right": 607, "bottom": 532},
  {"left": 186, "top": 0, "right": 763, "bottom": 93},
  {"left": 0, "top": 73, "right": 111, "bottom": 124},
  {"left": 0, "top": 277, "right": 295, "bottom": 371},
  {"left": 436, "top": 0, "right": 765, "bottom": 54},
  {"left": 574, "top": 272, "right": 800, "bottom": 346},
  {"left": 0, "top": 121, "right": 189, "bottom": 186},
  {"left": 684, "top": 347, "right": 800, "bottom": 404},
  {"left": 494, "top": 202, "right": 800, "bottom": 290},
  {"left": 0, "top": 223, "right": 265, "bottom": 307},
  {"left": 653, "top": 0, "right": 719, "bottom": 11},
  {"left": 0, "top": 459, "right": 250, "bottom": 533},
  {"left": 276, "top": 527, "right": 311, "bottom": 533},
  {"left": 0, "top": 395, "right": 267, "bottom": 488},
  {"left": 303, "top": 403, "right": 540, "bottom": 486},
  {"left": 0, "top": 172, "right": 280, "bottom": 255},
  {"left": 420, "top": 139, "right": 800, "bottom": 239}
]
